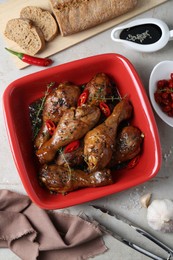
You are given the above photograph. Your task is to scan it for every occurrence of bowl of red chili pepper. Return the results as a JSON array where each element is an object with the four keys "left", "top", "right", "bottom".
[
  {"left": 149, "top": 60, "right": 173, "bottom": 127},
  {"left": 3, "top": 53, "right": 161, "bottom": 209}
]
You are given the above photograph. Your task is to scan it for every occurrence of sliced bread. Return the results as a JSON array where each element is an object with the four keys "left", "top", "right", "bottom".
[
  {"left": 20, "top": 6, "right": 58, "bottom": 41},
  {"left": 4, "top": 18, "right": 45, "bottom": 55}
]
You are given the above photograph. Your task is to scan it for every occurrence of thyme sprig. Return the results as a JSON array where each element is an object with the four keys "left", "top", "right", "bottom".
[
  {"left": 157, "top": 88, "right": 173, "bottom": 93},
  {"left": 32, "top": 82, "right": 55, "bottom": 140},
  {"left": 58, "top": 148, "right": 72, "bottom": 178},
  {"left": 92, "top": 94, "right": 121, "bottom": 102}
]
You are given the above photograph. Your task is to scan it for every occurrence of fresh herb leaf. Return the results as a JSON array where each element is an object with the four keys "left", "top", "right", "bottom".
[{"left": 30, "top": 82, "right": 55, "bottom": 140}]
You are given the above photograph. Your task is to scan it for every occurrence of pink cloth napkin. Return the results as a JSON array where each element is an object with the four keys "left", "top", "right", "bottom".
[{"left": 0, "top": 189, "right": 107, "bottom": 260}]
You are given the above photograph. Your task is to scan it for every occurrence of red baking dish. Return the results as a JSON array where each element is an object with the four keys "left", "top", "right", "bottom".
[{"left": 3, "top": 53, "right": 162, "bottom": 209}]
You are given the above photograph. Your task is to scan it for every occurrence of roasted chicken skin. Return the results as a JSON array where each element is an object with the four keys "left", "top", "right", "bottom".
[
  {"left": 56, "top": 142, "right": 84, "bottom": 167},
  {"left": 35, "top": 82, "right": 81, "bottom": 149},
  {"left": 84, "top": 99, "right": 133, "bottom": 172},
  {"left": 36, "top": 105, "right": 101, "bottom": 164},
  {"left": 39, "top": 164, "right": 113, "bottom": 194},
  {"left": 85, "top": 73, "right": 112, "bottom": 106},
  {"left": 109, "top": 126, "right": 144, "bottom": 167}
]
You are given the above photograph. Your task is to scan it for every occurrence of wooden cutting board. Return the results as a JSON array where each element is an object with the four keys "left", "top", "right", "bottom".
[{"left": 0, "top": 0, "right": 168, "bottom": 69}]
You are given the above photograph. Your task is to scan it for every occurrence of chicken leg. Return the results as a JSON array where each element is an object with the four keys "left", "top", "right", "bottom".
[
  {"left": 84, "top": 99, "right": 133, "bottom": 172},
  {"left": 39, "top": 164, "right": 113, "bottom": 194},
  {"left": 109, "top": 125, "right": 144, "bottom": 167},
  {"left": 36, "top": 105, "right": 101, "bottom": 164},
  {"left": 85, "top": 73, "right": 112, "bottom": 106},
  {"left": 35, "top": 82, "right": 81, "bottom": 149}
]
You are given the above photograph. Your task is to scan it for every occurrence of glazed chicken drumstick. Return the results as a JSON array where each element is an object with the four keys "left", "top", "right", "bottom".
[
  {"left": 36, "top": 105, "right": 101, "bottom": 164},
  {"left": 85, "top": 72, "right": 112, "bottom": 106},
  {"left": 109, "top": 125, "right": 144, "bottom": 167},
  {"left": 39, "top": 164, "right": 113, "bottom": 194},
  {"left": 84, "top": 99, "right": 133, "bottom": 172},
  {"left": 35, "top": 82, "right": 81, "bottom": 149}
]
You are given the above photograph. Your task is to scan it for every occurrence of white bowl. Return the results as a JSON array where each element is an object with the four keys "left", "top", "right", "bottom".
[{"left": 149, "top": 60, "right": 173, "bottom": 127}]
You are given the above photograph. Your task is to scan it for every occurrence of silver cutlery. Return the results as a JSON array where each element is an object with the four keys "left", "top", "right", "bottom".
[{"left": 91, "top": 205, "right": 173, "bottom": 260}]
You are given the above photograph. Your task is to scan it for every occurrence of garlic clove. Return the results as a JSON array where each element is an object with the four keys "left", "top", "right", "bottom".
[
  {"left": 140, "top": 193, "right": 151, "bottom": 208},
  {"left": 147, "top": 199, "right": 173, "bottom": 233}
]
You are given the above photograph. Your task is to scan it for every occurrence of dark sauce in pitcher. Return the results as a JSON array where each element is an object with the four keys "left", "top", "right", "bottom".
[{"left": 120, "top": 24, "right": 162, "bottom": 45}]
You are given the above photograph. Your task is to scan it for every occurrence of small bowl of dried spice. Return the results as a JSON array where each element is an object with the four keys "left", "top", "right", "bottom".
[{"left": 149, "top": 60, "right": 173, "bottom": 127}]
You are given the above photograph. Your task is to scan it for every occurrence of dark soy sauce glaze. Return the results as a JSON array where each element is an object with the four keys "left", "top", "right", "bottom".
[{"left": 120, "top": 24, "right": 162, "bottom": 45}]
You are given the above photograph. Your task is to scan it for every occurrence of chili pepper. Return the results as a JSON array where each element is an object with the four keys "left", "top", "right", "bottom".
[
  {"left": 126, "top": 155, "right": 140, "bottom": 169},
  {"left": 64, "top": 140, "right": 80, "bottom": 154},
  {"left": 99, "top": 102, "right": 111, "bottom": 117},
  {"left": 78, "top": 89, "right": 89, "bottom": 106},
  {"left": 5, "top": 47, "right": 53, "bottom": 67},
  {"left": 46, "top": 120, "right": 56, "bottom": 135}
]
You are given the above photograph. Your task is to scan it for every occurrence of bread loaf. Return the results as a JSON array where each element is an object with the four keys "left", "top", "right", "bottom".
[
  {"left": 20, "top": 6, "right": 58, "bottom": 41},
  {"left": 4, "top": 18, "right": 45, "bottom": 55},
  {"left": 49, "top": 0, "right": 138, "bottom": 36}
]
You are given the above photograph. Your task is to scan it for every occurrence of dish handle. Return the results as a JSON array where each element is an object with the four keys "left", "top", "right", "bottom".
[{"left": 169, "top": 30, "right": 173, "bottom": 41}]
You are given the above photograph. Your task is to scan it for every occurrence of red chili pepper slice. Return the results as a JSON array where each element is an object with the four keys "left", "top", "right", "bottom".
[
  {"left": 5, "top": 47, "right": 53, "bottom": 67},
  {"left": 46, "top": 120, "right": 56, "bottom": 135},
  {"left": 99, "top": 102, "right": 111, "bottom": 117},
  {"left": 64, "top": 140, "right": 80, "bottom": 154},
  {"left": 78, "top": 89, "right": 89, "bottom": 106},
  {"left": 126, "top": 155, "right": 140, "bottom": 169}
]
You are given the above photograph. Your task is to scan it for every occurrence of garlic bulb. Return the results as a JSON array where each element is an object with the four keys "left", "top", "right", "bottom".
[
  {"left": 140, "top": 193, "right": 151, "bottom": 208},
  {"left": 147, "top": 199, "right": 173, "bottom": 233}
]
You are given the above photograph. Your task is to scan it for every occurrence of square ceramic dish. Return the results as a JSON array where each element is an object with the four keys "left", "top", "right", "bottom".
[{"left": 3, "top": 53, "right": 161, "bottom": 209}]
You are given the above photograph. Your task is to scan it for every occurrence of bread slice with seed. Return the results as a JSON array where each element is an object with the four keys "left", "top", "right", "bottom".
[
  {"left": 4, "top": 18, "right": 45, "bottom": 55},
  {"left": 20, "top": 6, "right": 58, "bottom": 41}
]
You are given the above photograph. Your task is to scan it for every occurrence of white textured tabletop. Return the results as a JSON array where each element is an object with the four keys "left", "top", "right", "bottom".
[{"left": 0, "top": 1, "right": 173, "bottom": 259}]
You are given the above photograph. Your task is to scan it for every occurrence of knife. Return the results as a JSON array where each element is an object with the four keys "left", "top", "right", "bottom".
[{"left": 91, "top": 205, "right": 173, "bottom": 260}]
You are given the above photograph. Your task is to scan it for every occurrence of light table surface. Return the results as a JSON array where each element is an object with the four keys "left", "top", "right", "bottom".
[{"left": 0, "top": 1, "right": 173, "bottom": 259}]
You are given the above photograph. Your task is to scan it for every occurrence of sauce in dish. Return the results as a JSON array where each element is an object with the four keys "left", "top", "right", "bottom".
[{"left": 120, "top": 24, "right": 162, "bottom": 45}]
